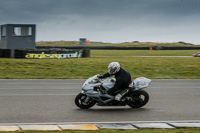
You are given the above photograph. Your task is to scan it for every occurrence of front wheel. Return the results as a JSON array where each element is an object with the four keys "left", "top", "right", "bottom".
[
  {"left": 75, "top": 93, "right": 96, "bottom": 109},
  {"left": 128, "top": 90, "right": 149, "bottom": 108}
]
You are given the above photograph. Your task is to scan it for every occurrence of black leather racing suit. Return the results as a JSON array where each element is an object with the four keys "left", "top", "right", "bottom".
[{"left": 99, "top": 67, "right": 132, "bottom": 96}]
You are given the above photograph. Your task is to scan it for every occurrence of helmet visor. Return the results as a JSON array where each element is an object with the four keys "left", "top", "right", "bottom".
[{"left": 109, "top": 67, "right": 117, "bottom": 74}]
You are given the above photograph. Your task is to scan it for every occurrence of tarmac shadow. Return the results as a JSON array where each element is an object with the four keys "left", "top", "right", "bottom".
[{"left": 75, "top": 107, "right": 150, "bottom": 113}]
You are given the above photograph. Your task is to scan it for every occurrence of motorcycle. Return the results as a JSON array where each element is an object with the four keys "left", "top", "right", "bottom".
[
  {"left": 75, "top": 74, "right": 151, "bottom": 109},
  {"left": 193, "top": 52, "right": 200, "bottom": 57}
]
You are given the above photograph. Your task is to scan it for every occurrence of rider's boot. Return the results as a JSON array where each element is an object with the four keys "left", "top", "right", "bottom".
[
  {"left": 115, "top": 94, "right": 122, "bottom": 101},
  {"left": 115, "top": 88, "right": 132, "bottom": 101}
]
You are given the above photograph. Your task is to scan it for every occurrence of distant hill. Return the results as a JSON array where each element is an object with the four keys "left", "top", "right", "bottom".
[{"left": 36, "top": 41, "right": 200, "bottom": 47}]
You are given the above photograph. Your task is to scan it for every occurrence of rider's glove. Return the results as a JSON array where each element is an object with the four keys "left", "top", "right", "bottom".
[
  {"left": 97, "top": 74, "right": 104, "bottom": 79},
  {"left": 97, "top": 74, "right": 101, "bottom": 78}
]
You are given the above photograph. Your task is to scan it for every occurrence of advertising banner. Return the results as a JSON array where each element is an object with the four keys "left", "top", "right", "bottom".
[{"left": 15, "top": 49, "right": 82, "bottom": 59}]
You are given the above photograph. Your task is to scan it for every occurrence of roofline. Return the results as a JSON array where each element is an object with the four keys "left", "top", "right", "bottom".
[{"left": 0, "top": 24, "right": 36, "bottom": 26}]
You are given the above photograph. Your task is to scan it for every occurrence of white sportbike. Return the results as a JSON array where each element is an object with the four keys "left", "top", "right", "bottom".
[{"left": 75, "top": 75, "right": 151, "bottom": 109}]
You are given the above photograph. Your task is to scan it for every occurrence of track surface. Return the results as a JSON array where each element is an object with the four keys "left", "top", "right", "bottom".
[{"left": 0, "top": 79, "right": 199, "bottom": 123}]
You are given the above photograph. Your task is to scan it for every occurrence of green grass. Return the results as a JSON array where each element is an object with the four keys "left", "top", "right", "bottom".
[
  {"left": 0, "top": 50, "right": 200, "bottom": 79},
  {"left": 91, "top": 50, "right": 198, "bottom": 56},
  {"left": 1, "top": 128, "right": 200, "bottom": 133}
]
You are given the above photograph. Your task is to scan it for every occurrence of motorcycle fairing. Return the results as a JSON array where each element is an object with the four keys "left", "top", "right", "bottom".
[{"left": 134, "top": 77, "right": 151, "bottom": 90}]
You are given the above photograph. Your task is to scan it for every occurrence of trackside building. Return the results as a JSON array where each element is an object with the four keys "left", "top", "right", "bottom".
[{"left": 0, "top": 24, "right": 36, "bottom": 57}]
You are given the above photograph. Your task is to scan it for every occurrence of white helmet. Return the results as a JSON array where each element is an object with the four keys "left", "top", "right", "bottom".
[{"left": 108, "top": 62, "right": 120, "bottom": 75}]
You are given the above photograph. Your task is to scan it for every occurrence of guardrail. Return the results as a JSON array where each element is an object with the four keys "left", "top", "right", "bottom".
[
  {"left": 1, "top": 46, "right": 200, "bottom": 58},
  {"left": 0, "top": 49, "right": 11, "bottom": 58}
]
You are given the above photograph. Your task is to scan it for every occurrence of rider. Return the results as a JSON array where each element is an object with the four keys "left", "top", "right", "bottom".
[
  {"left": 195, "top": 52, "right": 199, "bottom": 56},
  {"left": 98, "top": 62, "right": 133, "bottom": 101}
]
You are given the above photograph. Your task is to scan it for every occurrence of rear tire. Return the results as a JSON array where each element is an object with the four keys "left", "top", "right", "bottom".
[
  {"left": 128, "top": 90, "right": 149, "bottom": 108},
  {"left": 75, "top": 93, "right": 96, "bottom": 109}
]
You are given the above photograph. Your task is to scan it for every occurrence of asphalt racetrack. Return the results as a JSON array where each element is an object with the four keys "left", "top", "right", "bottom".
[{"left": 0, "top": 79, "right": 200, "bottom": 123}]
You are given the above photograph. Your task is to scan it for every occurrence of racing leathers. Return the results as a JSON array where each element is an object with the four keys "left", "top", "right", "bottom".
[{"left": 99, "top": 67, "right": 133, "bottom": 96}]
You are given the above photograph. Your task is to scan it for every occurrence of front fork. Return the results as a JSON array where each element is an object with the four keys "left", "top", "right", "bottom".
[
  {"left": 84, "top": 96, "right": 92, "bottom": 103},
  {"left": 81, "top": 91, "right": 92, "bottom": 103}
]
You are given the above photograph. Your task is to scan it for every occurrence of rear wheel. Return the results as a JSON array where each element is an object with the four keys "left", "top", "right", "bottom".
[
  {"left": 128, "top": 90, "right": 149, "bottom": 108},
  {"left": 75, "top": 93, "right": 96, "bottom": 109}
]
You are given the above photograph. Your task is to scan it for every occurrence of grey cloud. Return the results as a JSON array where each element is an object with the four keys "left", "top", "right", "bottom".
[
  {"left": 1, "top": 0, "right": 199, "bottom": 21},
  {"left": 0, "top": 0, "right": 200, "bottom": 44}
]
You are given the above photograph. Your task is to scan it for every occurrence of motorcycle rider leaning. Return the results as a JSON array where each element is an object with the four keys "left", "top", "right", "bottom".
[{"left": 98, "top": 62, "right": 134, "bottom": 101}]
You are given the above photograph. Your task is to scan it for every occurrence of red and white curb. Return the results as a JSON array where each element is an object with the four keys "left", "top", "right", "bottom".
[{"left": 0, "top": 122, "right": 200, "bottom": 131}]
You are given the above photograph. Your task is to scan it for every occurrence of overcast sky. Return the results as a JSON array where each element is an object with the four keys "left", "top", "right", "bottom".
[{"left": 0, "top": 0, "right": 200, "bottom": 44}]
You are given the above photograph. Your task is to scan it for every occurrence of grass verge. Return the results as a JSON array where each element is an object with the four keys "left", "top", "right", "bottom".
[
  {"left": 0, "top": 50, "right": 199, "bottom": 79},
  {"left": 91, "top": 50, "right": 198, "bottom": 56}
]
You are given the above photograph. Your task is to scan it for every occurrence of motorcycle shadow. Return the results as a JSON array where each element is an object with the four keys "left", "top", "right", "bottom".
[{"left": 76, "top": 107, "right": 149, "bottom": 112}]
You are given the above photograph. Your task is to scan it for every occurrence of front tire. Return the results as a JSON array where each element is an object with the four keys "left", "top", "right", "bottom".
[
  {"left": 128, "top": 90, "right": 149, "bottom": 108},
  {"left": 75, "top": 93, "right": 96, "bottom": 109}
]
